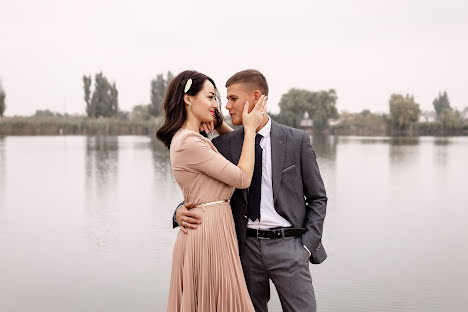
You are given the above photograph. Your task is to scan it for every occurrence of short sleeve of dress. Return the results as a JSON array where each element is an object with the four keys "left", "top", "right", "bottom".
[{"left": 174, "top": 132, "right": 249, "bottom": 189}]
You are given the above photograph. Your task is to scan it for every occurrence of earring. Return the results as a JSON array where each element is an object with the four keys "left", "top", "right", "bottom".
[{"left": 188, "top": 105, "right": 191, "bottom": 110}]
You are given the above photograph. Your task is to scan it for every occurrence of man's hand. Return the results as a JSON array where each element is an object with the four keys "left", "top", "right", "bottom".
[{"left": 175, "top": 202, "right": 202, "bottom": 234}]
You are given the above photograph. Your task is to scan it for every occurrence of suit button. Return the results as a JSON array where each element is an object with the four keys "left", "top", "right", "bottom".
[{"left": 243, "top": 215, "right": 247, "bottom": 219}]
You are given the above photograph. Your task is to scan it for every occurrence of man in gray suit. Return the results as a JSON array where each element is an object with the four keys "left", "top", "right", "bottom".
[{"left": 174, "top": 69, "right": 327, "bottom": 312}]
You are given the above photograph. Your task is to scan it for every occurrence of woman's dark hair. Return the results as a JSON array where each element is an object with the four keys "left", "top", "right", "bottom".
[{"left": 156, "top": 70, "right": 223, "bottom": 148}]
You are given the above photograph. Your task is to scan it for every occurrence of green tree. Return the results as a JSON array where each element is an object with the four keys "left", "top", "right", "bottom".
[
  {"left": 389, "top": 93, "right": 421, "bottom": 131},
  {"left": 84, "top": 72, "right": 119, "bottom": 118},
  {"left": 34, "top": 109, "right": 60, "bottom": 117},
  {"left": 83, "top": 75, "right": 94, "bottom": 117},
  {"left": 273, "top": 110, "right": 302, "bottom": 128},
  {"left": 0, "top": 82, "right": 5, "bottom": 118},
  {"left": 311, "top": 90, "right": 339, "bottom": 130},
  {"left": 150, "top": 71, "right": 174, "bottom": 117},
  {"left": 433, "top": 91, "right": 452, "bottom": 119},
  {"left": 440, "top": 109, "right": 462, "bottom": 132},
  {"left": 276, "top": 88, "right": 338, "bottom": 131},
  {"left": 132, "top": 104, "right": 152, "bottom": 121}
]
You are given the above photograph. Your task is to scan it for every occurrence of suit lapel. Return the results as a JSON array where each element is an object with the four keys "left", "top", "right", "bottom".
[
  {"left": 231, "top": 127, "right": 249, "bottom": 203},
  {"left": 270, "top": 120, "right": 286, "bottom": 202}
]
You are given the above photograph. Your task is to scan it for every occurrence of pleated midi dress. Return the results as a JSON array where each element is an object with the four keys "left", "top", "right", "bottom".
[{"left": 166, "top": 128, "right": 255, "bottom": 312}]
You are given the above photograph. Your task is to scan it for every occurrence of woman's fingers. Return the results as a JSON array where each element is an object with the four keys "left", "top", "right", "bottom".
[
  {"left": 199, "top": 122, "right": 216, "bottom": 135},
  {"left": 209, "top": 121, "right": 214, "bottom": 133},
  {"left": 252, "top": 95, "right": 265, "bottom": 112},
  {"left": 203, "top": 123, "right": 210, "bottom": 134},
  {"left": 242, "top": 101, "right": 250, "bottom": 115},
  {"left": 199, "top": 123, "right": 206, "bottom": 133},
  {"left": 251, "top": 95, "right": 267, "bottom": 119},
  {"left": 262, "top": 96, "right": 268, "bottom": 114}
]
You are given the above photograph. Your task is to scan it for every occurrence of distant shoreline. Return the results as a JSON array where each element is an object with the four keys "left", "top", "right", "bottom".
[
  {"left": 1, "top": 116, "right": 467, "bottom": 137},
  {"left": 0, "top": 116, "right": 159, "bottom": 136}
]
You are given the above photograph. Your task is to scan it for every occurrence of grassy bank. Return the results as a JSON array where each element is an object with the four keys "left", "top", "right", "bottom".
[
  {"left": 1, "top": 115, "right": 467, "bottom": 137},
  {"left": 328, "top": 112, "right": 468, "bottom": 136},
  {"left": 0, "top": 116, "right": 160, "bottom": 136}
]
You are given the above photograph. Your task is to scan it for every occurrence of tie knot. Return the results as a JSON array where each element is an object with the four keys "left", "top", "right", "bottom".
[{"left": 255, "top": 134, "right": 263, "bottom": 145}]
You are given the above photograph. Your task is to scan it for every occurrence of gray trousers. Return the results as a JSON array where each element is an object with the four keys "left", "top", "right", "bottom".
[{"left": 240, "top": 235, "right": 317, "bottom": 312}]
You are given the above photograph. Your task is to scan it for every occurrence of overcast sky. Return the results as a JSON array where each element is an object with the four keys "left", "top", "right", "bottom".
[{"left": 1, "top": 0, "right": 467, "bottom": 116}]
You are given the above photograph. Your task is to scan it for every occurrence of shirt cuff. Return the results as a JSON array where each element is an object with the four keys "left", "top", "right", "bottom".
[{"left": 303, "top": 245, "right": 311, "bottom": 256}]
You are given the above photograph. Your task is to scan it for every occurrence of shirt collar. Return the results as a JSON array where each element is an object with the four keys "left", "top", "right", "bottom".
[{"left": 257, "top": 115, "right": 271, "bottom": 138}]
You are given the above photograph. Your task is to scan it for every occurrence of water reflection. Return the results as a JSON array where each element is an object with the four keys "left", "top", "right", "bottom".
[
  {"left": 85, "top": 136, "right": 119, "bottom": 187},
  {"left": 389, "top": 136, "right": 421, "bottom": 165},
  {"left": 0, "top": 135, "right": 467, "bottom": 311},
  {"left": 433, "top": 139, "right": 450, "bottom": 168},
  {"left": 84, "top": 136, "right": 120, "bottom": 250},
  {"left": 311, "top": 134, "right": 338, "bottom": 163},
  {"left": 149, "top": 136, "right": 171, "bottom": 179},
  {"left": 433, "top": 137, "right": 452, "bottom": 146}
]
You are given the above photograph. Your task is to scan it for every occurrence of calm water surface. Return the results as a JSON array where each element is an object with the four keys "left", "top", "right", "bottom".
[{"left": 0, "top": 135, "right": 467, "bottom": 312}]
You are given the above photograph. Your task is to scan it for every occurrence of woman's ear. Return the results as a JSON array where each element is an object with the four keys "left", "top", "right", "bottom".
[{"left": 184, "top": 94, "right": 191, "bottom": 106}]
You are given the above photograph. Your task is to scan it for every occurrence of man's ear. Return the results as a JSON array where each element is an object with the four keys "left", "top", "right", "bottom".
[{"left": 252, "top": 90, "right": 262, "bottom": 103}]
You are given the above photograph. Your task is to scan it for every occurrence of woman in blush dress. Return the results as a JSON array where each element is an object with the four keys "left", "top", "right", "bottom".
[{"left": 156, "top": 70, "right": 267, "bottom": 312}]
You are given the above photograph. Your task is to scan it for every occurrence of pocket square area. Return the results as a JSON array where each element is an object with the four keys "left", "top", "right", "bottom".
[{"left": 282, "top": 164, "right": 296, "bottom": 172}]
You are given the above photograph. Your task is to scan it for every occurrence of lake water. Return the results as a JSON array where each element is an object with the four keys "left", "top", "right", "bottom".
[{"left": 0, "top": 135, "right": 467, "bottom": 312}]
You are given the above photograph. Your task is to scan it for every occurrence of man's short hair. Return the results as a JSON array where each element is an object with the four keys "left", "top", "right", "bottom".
[{"left": 225, "top": 69, "right": 269, "bottom": 96}]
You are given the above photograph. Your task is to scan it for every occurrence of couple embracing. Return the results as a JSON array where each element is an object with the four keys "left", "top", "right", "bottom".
[{"left": 157, "top": 69, "right": 327, "bottom": 312}]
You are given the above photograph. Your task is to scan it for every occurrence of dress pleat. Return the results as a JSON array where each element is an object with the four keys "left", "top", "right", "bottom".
[
  {"left": 167, "top": 129, "right": 255, "bottom": 312},
  {"left": 167, "top": 202, "right": 254, "bottom": 312}
]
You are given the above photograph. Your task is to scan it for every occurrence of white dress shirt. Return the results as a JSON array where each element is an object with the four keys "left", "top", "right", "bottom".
[{"left": 247, "top": 116, "right": 293, "bottom": 230}]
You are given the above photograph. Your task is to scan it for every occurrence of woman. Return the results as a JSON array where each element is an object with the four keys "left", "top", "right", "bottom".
[{"left": 156, "top": 70, "right": 266, "bottom": 311}]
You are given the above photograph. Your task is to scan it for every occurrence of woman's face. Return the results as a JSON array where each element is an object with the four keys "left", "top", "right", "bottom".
[{"left": 189, "top": 80, "right": 219, "bottom": 123}]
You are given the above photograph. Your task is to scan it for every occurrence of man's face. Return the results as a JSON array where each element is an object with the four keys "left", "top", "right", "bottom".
[{"left": 225, "top": 83, "right": 256, "bottom": 125}]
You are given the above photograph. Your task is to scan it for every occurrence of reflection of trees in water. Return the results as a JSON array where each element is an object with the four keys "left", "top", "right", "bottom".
[
  {"left": 433, "top": 137, "right": 450, "bottom": 167},
  {"left": 85, "top": 136, "right": 119, "bottom": 187},
  {"left": 310, "top": 134, "right": 337, "bottom": 164},
  {"left": 84, "top": 136, "right": 119, "bottom": 250},
  {"left": 433, "top": 137, "right": 451, "bottom": 146},
  {"left": 389, "top": 136, "right": 420, "bottom": 165}
]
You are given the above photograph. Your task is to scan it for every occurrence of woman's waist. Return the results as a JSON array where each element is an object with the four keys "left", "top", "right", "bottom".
[{"left": 190, "top": 199, "right": 230, "bottom": 210}]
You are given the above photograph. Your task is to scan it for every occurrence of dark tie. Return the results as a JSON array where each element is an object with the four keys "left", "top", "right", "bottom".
[{"left": 247, "top": 134, "right": 263, "bottom": 221}]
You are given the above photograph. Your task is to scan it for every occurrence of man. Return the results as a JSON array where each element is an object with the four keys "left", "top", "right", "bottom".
[{"left": 173, "top": 69, "right": 327, "bottom": 312}]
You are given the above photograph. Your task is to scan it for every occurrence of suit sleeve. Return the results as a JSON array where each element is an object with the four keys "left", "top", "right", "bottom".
[
  {"left": 171, "top": 201, "right": 185, "bottom": 228},
  {"left": 299, "top": 131, "right": 328, "bottom": 262},
  {"left": 173, "top": 133, "right": 250, "bottom": 189}
]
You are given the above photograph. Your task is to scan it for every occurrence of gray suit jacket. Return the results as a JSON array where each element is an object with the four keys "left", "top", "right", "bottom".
[{"left": 173, "top": 119, "right": 328, "bottom": 264}]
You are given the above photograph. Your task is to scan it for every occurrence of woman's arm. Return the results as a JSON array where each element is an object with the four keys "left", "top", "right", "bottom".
[
  {"left": 235, "top": 96, "right": 267, "bottom": 184},
  {"left": 177, "top": 96, "right": 267, "bottom": 189},
  {"left": 215, "top": 121, "right": 233, "bottom": 135}
]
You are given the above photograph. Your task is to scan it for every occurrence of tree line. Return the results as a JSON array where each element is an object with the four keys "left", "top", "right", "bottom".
[
  {"left": 272, "top": 88, "right": 466, "bottom": 134},
  {"left": 1, "top": 71, "right": 467, "bottom": 135},
  {"left": 0, "top": 81, "right": 6, "bottom": 118},
  {"left": 80, "top": 71, "right": 174, "bottom": 120}
]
